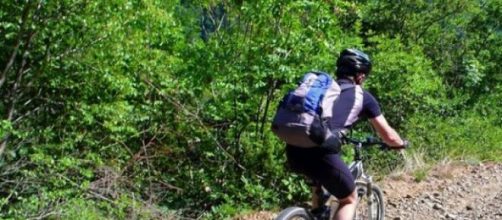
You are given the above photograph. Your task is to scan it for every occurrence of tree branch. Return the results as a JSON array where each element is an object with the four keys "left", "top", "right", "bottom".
[
  {"left": 27, "top": 211, "right": 59, "bottom": 220},
  {"left": 142, "top": 78, "right": 246, "bottom": 171},
  {"left": 0, "top": 3, "right": 32, "bottom": 90},
  {"left": 0, "top": 30, "right": 36, "bottom": 158},
  {"left": 260, "top": 78, "right": 278, "bottom": 141},
  {"left": 414, "top": 5, "right": 464, "bottom": 42}
]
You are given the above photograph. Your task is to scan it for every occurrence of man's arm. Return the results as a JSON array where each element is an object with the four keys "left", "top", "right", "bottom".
[{"left": 369, "top": 115, "right": 405, "bottom": 148}]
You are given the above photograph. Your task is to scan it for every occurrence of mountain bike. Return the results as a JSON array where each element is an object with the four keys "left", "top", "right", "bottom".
[{"left": 275, "top": 136, "right": 402, "bottom": 220}]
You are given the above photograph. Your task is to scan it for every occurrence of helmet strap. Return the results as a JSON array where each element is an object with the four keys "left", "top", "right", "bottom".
[{"left": 355, "top": 73, "right": 366, "bottom": 85}]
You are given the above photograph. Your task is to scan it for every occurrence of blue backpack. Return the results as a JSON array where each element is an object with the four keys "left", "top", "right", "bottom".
[{"left": 271, "top": 71, "right": 349, "bottom": 148}]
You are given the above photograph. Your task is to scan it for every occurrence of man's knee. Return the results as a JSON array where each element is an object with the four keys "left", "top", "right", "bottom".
[{"left": 338, "top": 190, "right": 357, "bottom": 205}]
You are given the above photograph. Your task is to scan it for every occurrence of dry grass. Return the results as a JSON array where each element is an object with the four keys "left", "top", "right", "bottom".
[{"left": 387, "top": 149, "right": 428, "bottom": 181}]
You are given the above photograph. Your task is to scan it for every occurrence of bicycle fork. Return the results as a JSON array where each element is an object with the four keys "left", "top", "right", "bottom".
[
  {"left": 360, "top": 174, "right": 374, "bottom": 220},
  {"left": 350, "top": 161, "right": 374, "bottom": 220},
  {"left": 366, "top": 177, "right": 374, "bottom": 220}
]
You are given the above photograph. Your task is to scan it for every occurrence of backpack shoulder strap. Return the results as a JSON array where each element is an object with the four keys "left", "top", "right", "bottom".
[
  {"left": 339, "top": 83, "right": 355, "bottom": 91},
  {"left": 343, "top": 85, "right": 364, "bottom": 127}
]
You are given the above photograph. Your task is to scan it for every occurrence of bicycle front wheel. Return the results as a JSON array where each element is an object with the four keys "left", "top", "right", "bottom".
[
  {"left": 353, "top": 181, "right": 384, "bottom": 220},
  {"left": 275, "top": 207, "right": 314, "bottom": 220}
]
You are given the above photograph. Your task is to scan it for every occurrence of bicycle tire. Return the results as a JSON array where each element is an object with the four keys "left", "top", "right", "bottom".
[
  {"left": 275, "top": 207, "right": 314, "bottom": 220},
  {"left": 353, "top": 181, "right": 385, "bottom": 220}
]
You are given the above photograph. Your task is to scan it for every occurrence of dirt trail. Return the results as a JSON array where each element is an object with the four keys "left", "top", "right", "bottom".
[
  {"left": 234, "top": 162, "right": 502, "bottom": 220},
  {"left": 383, "top": 162, "right": 502, "bottom": 220}
]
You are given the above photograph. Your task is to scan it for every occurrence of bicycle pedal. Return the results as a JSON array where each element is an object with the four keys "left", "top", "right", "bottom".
[{"left": 311, "top": 206, "right": 330, "bottom": 219}]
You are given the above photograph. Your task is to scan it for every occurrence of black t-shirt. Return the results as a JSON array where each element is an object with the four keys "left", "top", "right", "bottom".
[{"left": 328, "top": 79, "right": 382, "bottom": 129}]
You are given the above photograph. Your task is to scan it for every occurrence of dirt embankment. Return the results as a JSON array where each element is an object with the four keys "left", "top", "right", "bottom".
[
  {"left": 234, "top": 162, "right": 502, "bottom": 220},
  {"left": 383, "top": 162, "right": 502, "bottom": 220}
]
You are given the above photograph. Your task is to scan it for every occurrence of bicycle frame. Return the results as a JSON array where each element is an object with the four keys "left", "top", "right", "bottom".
[
  {"left": 278, "top": 137, "right": 388, "bottom": 220},
  {"left": 349, "top": 141, "right": 376, "bottom": 220}
]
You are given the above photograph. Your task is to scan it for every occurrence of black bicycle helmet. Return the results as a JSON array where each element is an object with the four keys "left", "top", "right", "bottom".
[{"left": 335, "top": 48, "right": 372, "bottom": 78}]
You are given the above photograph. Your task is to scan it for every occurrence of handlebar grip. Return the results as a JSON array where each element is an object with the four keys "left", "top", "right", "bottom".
[
  {"left": 401, "top": 140, "right": 410, "bottom": 149},
  {"left": 389, "top": 140, "right": 409, "bottom": 150}
]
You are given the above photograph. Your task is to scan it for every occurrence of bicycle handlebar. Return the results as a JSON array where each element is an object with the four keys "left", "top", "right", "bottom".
[{"left": 343, "top": 136, "right": 409, "bottom": 150}]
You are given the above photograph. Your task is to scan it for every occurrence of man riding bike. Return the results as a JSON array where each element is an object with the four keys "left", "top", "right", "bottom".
[{"left": 285, "top": 48, "right": 408, "bottom": 220}]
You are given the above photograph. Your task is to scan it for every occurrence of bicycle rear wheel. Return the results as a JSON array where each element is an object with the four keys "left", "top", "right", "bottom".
[
  {"left": 353, "top": 181, "right": 384, "bottom": 220},
  {"left": 275, "top": 207, "right": 314, "bottom": 220}
]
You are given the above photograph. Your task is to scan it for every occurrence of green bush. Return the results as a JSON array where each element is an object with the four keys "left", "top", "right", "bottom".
[
  {"left": 405, "top": 112, "right": 502, "bottom": 162},
  {"left": 0, "top": 0, "right": 500, "bottom": 219}
]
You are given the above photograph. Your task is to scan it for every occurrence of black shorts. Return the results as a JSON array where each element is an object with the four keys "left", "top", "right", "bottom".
[{"left": 286, "top": 145, "right": 355, "bottom": 199}]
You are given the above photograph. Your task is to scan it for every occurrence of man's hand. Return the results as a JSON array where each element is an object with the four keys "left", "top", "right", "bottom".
[{"left": 369, "top": 115, "right": 407, "bottom": 148}]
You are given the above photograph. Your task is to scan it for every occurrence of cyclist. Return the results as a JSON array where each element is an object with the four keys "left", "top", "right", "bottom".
[{"left": 285, "top": 48, "right": 408, "bottom": 220}]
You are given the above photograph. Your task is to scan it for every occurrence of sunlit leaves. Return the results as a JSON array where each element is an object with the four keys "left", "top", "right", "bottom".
[{"left": 1, "top": 0, "right": 501, "bottom": 219}]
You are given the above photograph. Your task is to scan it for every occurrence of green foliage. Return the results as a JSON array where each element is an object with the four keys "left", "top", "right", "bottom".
[
  {"left": 412, "top": 167, "right": 430, "bottom": 182},
  {"left": 0, "top": 120, "right": 12, "bottom": 139},
  {"left": 365, "top": 37, "right": 445, "bottom": 125},
  {"left": 0, "top": 0, "right": 501, "bottom": 219},
  {"left": 405, "top": 112, "right": 502, "bottom": 161},
  {"left": 60, "top": 199, "right": 107, "bottom": 220}
]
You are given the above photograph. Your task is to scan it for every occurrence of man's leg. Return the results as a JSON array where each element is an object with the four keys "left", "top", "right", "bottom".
[
  {"left": 311, "top": 184, "right": 323, "bottom": 209},
  {"left": 334, "top": 189, "right": 357, "bottom": 220}
]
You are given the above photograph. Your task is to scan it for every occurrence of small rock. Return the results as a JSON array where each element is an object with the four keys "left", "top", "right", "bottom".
[
  {"left": 388, "top": 201, "right": 397, "bottom": 208},
  {"left": 433, "top": 203, "right": 445, "bottom": 212},
  {"left": 431, "top": 198, "right": 442, "bottom": 204},
  {"left": 445, "top": 213, "right": 457, "bottom": 219}
]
